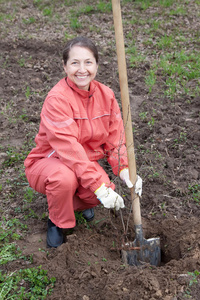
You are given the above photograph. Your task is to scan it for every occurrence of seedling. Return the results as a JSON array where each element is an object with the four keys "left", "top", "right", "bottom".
[
  {"left": 135, "top": 0, "right": 151, "bottom": 10},
  {"left": 184, "top": 270, "right": 200, "bottom": 297},
  {"left": 74, "top": 211, "right": 87, "bottom": 225},
  {"left": 23, "top": 187, "right": 35, "bottom": 203},
  {"left": 77, "top": 5, "right": 94, "bottom": 15},
  {"left": 64, "top": 0, "right": 82, "bottom": 6},
  {"left": 145, "top": 70, "right": 157, "bottom": 93},
  {"left": 3, "top": 147, "right": 26, "bottom": 167},
  {"left": 173, "top": 130, "right": 187, "bottom": 147},
  {"left": 157, "top": 34, "right": 174, "bottom": 49},
  {"left": 159, "top": 0, "right": 174, "bottom": 7},
  {"left": 70, "top": 17, "right": 81, "bottom": 30},
  {"left": 96, "top": 1, "right": 112, "bottom": 13},
  {"left": 43, "top": 8, "right": 52, "bottom": 16},
  {"left": 188, "top": 183, "right": 200, "bottom": 204},
  {"left": 170, "top": 6, "right": 187, "bottom": 16},
  {"left": 22, "top": 17, "right": 36, "bottom": 24},
  {"left": 25, "top": 86, "right": 31, "bottom": 99},
  {"left": 139, "top": 111, "right": 148, "bottom": 121},
  {"left": 148, "top": 116, "right": 155, "bottom": 128},
  {"left": 23, "top": 208, "right": 39, "bottom": 220},
  {"left": 188, "top": 270, "right": 200, "bottom": 286},
  {"left": 38, "top": 248, "right": 46, "bottom": 252},
  {"left": 17, "top": 58, "right": 25, "bottom": 67}
]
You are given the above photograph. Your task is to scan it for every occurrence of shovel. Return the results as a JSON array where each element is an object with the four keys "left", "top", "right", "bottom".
[{"left": 112, "top": 0, "right": 161, "bottom": 267}]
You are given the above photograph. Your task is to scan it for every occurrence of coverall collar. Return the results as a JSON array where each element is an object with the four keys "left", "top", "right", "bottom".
[{"left": 66, "top": 77, "right": 96, "bottom": 98}]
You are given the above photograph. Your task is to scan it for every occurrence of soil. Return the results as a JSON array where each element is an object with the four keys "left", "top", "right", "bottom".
[{"left": 0, "top": 1, "right": 200, "bottom": 299}]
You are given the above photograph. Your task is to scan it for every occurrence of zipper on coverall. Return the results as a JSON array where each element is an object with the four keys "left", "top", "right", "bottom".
[{"left": 87, "top": 95, "right": 94, "bottom": 141}]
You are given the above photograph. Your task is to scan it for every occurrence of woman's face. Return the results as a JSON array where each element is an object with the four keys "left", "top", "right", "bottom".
[{"left": 63, "top": 46, "right": 98, "bottom": 91}]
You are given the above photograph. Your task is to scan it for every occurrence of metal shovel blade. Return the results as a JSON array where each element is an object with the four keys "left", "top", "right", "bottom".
[{"left": 121, "top": 225, "right": 161, "bottom": 267}]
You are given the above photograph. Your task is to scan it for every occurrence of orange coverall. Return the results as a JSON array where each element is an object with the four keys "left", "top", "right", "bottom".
[{"left": 24, "top": 77, "right": 128, "bottom": 228}]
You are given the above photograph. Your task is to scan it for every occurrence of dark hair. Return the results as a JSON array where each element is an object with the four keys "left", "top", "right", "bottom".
[{"left": 63, "top": 36, "right": 99, "bottom": 65}]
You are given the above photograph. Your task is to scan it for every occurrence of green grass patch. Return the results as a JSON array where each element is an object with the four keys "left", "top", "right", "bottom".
[
  {"left": 76, "top": 4, "right": 95, "bottom": 15},
  {"left": 145, "top": 69, "right": 157, "bottom": 92},
  {"left": 43, "top": 7, "right": 53, "bottom": 16},
  {"left": 157, "top": 34, "right": 175, "bottom": 50},
  {"left": 3, "top": 146, "right": 29, "bottom": 167},
  {"left": 144, "top": 50, "right": 200, "bottom": 98},
  {"left": 64, "top": 0, "right": 82, "bottom": 6},
  {"left": 159, "top": 0, "right": 174, "bottom": 7},
  {"left": 0, "top": 217, "right": 27, "bottom": 243},
  {"left": 22, "top": 17, "right": 36, "bottom": 24},
  {"left": 0, "top": 217, "right": 54, "bottom": 299},
  {"left": 69, "top": 16, "right": 82, "bottom": 30},
  {"left": 188, "top": 183, "right": 200, "bottom": 204},
  {"left": 123, "top": 0, "right": 199, "bottom": 100},
  {"left": 0, "top": 266, "right": 56, "bottom": 299},
  {"left": 0, "top": 12, "right": 16, "bottom": 22},
  {"left": 135, "top": 0, "right": 155, "bottom": 10},
  {"left": 126, "top": 44, "right": 146, "bottom": 67},
  {"left": 169, "top": 5, "right": 187, "bottom": 16},
  {"left": 74, "top": 211, "right": 87, "bottom": 225},
  {"left": 0, "top": 243, "right": 25, "bottom": 265},
  {"left": 96, "top": 1, "right": 112, "bottom": 13}
]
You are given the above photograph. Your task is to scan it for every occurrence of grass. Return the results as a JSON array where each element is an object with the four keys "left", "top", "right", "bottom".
[
  {"left": 68, "top": 1, "right": 112, "bottom": 30},
  {"left": 0, "top": 266, "right": 56, "bottom": 299},
  {"left": 124, "top": 0, "right": 200, "bottom": 99},
  {"left": 142, "top": 49, "right": 200, "bottom": 99},
  {"left": 43, "top": 7, "right": 53, "bottom": 16},
  {"left": 22, "top": 17, "right": 36, "bottom": 24},
  {"left": 0, "top": 217, "right": 27, "bottom": 242},
  {"left": 0, "top": 218, "right": 55, "bottom": 299},
  {"left": 69, "top": 16, "right": 82, "bottom": 30},
  {"left": 3, "top": 146, "right": 29, "bottom": 167},
  {"left": 188, "top": 183, "right": 200, "bottom": 204},
  {"left": 0, "top": 243, "right": 25, "bottom": 265}
]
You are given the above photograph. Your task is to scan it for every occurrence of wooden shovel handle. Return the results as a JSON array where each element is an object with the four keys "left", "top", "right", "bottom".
[{"left": 112, "top": 0, "right": 142, "bottom": 225}]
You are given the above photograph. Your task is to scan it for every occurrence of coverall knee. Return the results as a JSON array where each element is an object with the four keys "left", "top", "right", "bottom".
[{"left": 25, "top": 157, "right": 114, "bottom": 228}]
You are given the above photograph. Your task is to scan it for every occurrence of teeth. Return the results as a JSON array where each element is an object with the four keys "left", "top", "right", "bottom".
[{"left": 77, "top": 75, "right": 87, "bottom": 79}]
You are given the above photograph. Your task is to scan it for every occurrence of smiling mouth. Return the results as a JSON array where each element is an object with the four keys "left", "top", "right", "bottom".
[{"left": 76, "top": 75, "right": 89, "bottom": 79}]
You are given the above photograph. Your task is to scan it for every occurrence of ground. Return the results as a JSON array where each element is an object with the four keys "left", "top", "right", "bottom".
[{"left": 0, "top": 0, "right": 200, "bottom": 299}]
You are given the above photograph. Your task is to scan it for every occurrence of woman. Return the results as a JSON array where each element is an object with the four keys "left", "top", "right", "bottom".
[{"left": 24, "top": 36, "right": 142, "bottom": 248}]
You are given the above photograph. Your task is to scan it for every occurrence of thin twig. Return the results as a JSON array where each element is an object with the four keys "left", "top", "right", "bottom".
[{"left": 119, "top": 209, "right": 126, "bottom": 233}]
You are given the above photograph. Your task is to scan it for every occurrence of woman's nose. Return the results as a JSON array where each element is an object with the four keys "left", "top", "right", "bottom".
[{"left": 78, "top": 63, "right": 86, "bottom": 72}]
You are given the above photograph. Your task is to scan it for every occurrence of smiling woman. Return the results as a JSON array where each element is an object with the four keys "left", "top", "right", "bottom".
[
  {"left": 24, "top": 36, "right": 142, "bottom": 249},
  {"left": 63, "top": 46, "right": 98, "bottom": 91}
]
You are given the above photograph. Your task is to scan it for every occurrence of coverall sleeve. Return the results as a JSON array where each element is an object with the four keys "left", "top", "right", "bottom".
[
  {"left": 104, "top": 96, "right": 128, "bottom": 176},
  {"left": 41, "top": 96, "right": 104, "bottom": 192}
]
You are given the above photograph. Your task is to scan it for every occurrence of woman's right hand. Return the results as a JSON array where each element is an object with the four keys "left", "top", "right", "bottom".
[{"left": 94, "top": 183, "right": 125, "bottom": 210}]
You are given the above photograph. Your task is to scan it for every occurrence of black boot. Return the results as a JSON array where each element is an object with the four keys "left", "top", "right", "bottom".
[
  {"left": 47, "top": 219, "right": 63, "bottom": 248},
  {"left": 82, "top": 208, "right": 94, "bottom": 222}
]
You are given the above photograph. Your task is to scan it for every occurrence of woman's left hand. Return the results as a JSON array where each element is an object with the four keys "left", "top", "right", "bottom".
[{"left": 119, "top": 168, "right": 143, "bottom": 196}]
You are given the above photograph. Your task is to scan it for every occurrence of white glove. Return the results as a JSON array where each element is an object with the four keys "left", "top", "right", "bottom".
[
  {"left": 135, "top": 175, "right": 142, "bottom": 197},
  {"left": 120, "top": 168, "right": 143, "bottom": 197},
  {"left": 119, "top": 168, "right": 133, "bottom": 188},
  {"left": 95, "top": 183, "right": 125, "bottom": 210}
]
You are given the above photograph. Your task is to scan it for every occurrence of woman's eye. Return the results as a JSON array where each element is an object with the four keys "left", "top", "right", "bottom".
[{"left": 72, "top": 62, "right": 78, "bottom": 65}]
